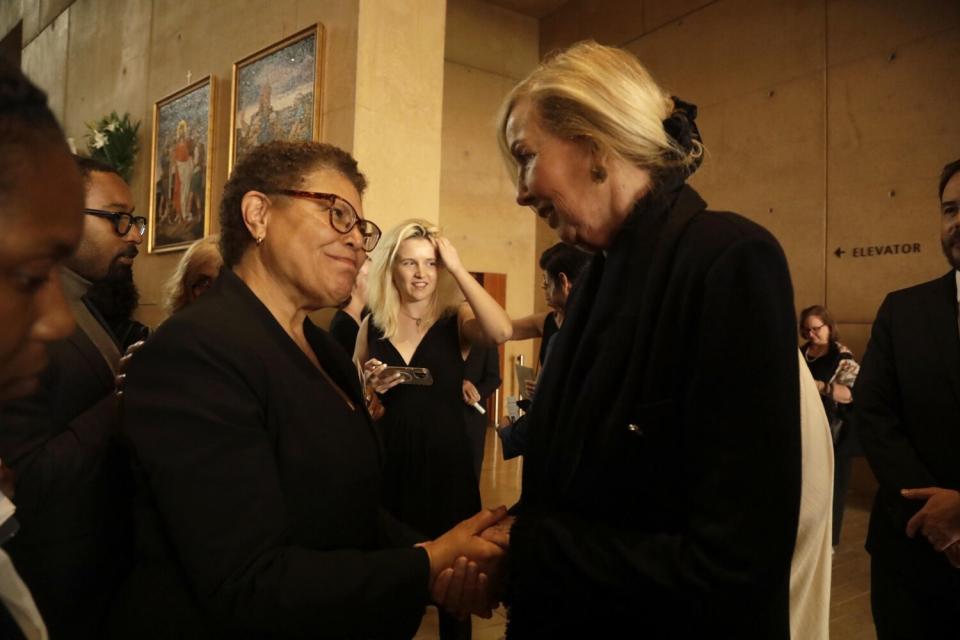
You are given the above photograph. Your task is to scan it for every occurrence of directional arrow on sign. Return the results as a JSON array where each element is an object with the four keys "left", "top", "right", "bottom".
[{"left": 834, "top": 247, "right": 846, "bottom": 258}]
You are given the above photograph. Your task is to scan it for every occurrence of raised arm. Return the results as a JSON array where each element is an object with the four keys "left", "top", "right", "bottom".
[
  {"left": 509, "top": 312, "right": 550, "bottom": 341},
  {"left": 433, "top": 237, "right": 512, "bottom": 347}
]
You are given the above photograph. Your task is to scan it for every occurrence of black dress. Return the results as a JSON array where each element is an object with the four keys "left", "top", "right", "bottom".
[{"left": 368, "top": 314, "right": 481, "bottom": 539}]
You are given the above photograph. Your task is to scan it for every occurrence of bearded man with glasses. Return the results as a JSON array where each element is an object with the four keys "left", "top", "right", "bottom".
[{"left": 0, "top": 155, "right": 143, "bottom": 639}]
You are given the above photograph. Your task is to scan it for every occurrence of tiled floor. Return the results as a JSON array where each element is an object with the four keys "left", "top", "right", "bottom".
[{"left": 415, "top": 429, "right": 878, "bottom": 639}]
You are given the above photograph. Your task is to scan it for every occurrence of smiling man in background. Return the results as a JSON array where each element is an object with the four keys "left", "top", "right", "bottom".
[
  {"left": 855, "top": 158, "right": 960, "bottom": 639},
  {"left": 0, "top": 156, "right": 144, "bottom": 639}
]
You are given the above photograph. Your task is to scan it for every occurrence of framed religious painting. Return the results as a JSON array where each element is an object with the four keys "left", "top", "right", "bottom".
[
  {"left": 148, "top": 75, "right": 216, "bottom": 253},
  {"left": 229, "top": 24, "right": 324, "bottom": 171}
]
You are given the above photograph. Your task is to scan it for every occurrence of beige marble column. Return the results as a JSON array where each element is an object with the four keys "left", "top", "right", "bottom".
[{"left": 353, "top": 0, "right": 446, "bottom": 229}]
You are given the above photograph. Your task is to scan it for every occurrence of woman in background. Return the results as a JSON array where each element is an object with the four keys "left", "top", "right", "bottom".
[
  {"left": 800, "top": 304, "right": 860, "bottom": 547},
  {"left": 329, "top": 256, "right": 370, "bottom": 356},
  {"left": 357, "top": 220, "right": 512, "bottom": 640},
  {"left": 161, "top": 234, "right": 223, "bottom": 316}
]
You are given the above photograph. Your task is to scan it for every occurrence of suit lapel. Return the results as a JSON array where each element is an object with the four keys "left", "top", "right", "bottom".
[
  {"left": 924, "top": 272, "right": 960, "bottom": 411},
  {"left": 66, "top": 326, "right": 115, "bottom": 388}
]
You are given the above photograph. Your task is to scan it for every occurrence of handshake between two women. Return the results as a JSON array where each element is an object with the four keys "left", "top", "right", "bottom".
[{"left": 417, "top": 506, "right": 516, "bottom": 621}]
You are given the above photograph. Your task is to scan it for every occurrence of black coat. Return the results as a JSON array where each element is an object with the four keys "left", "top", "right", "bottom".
[
  {"left": 855, "top": 271, "right": 960, "bottom": 585},
  {"left": 111, "top": 270, "right": 429, "bottom": 639},
  {"left": 0, "top": 305, "right": 132, "bottom": 640},
  {"left": 462, "top": 345, "right": 501, "bottom": 479},
  {"left": 505, "top": 185, "right": 802, "bottom": 638}
]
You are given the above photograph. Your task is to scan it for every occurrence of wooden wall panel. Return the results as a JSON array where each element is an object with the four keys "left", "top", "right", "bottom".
[
  {"left": 21, "top": 8, "right": 68, "bottom": 121},
  {"left": 440, "top": 1, "right": 541, "bottom": 397},
  {"left": 540, "top": 0, "right": 644, "bottom": 54},
  {"left": 642, "top": 0, "right": 714, "bottom": 33},
  {"left": 627, "top": 0, "right": 824, "bottom": 109},
  {"left": 540, "top": 0, "right": 959, "bottom": 336},
  {"left": 0, "top": 2, "right": 23, "bottom": 41},
  {"left": 826, "top": 34, "right": 960, "bottom": 321},
  {"left": 827, "top": 0, "right": 960, "bottom": 68}
]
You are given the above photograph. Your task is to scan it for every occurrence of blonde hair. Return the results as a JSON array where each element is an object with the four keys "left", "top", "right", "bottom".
[
  {"left": 496, "top": 40, "right": 702, "bottom": 178},
  {"left": 162, "top": 235, "right": 223, "bottom": 315},
  {"left": 367, "top": 219, "right": 461, "bottom": 340}
]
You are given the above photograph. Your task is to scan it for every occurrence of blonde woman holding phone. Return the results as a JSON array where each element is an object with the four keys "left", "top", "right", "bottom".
[{"left": 355, "top": 220, "right": 511, "bottom": 640}]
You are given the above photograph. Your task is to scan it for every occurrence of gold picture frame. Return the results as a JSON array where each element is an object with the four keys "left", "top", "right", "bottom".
[
  {"left": 148, "top": 75, "right": 216, "bottom": 253},
  {"left": 229, "top": 24, "right": 324, "bottom": 172}
]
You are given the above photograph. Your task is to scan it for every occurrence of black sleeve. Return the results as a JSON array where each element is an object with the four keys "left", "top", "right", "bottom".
[
  {"left": 470, "top": 347, "right": 501, "bottom": 400},
  {"left": 0, "top": 345, "right": 118, "bottom": 511},
  {"left": 328, "top": 313, "right": 360, "bottom": 358},
  {"left": 509, "top": 236, "right": 801, "bottom": 614},
  {"left": 855, "top": 295, "right": 937, "bottom": 496},
  {"left": 123, "top": 328, "right": 430, "bottom": 638},
  {"left": 496, "top": 417, "right": 527, "bottom": 460}
]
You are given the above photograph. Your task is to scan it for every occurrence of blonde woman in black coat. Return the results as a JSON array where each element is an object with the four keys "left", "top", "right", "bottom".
[{"left": 483, "top": 42, "right": 803, "bottom": 639}]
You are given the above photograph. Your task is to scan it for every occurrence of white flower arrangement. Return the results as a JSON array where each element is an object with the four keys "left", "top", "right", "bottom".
[{"left": 85, "top": 111, "right": 140, "bottom": 182}]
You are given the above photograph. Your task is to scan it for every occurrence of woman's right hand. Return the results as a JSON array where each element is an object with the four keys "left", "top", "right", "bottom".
[
  {"left": 362, "top": 358, "right": 404, "bottom": 394},
  {"left": 419, "top": 507, "right": 508, "bottom": 618}
]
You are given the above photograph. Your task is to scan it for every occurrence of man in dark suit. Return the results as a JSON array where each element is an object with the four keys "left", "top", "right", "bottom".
[
  {"left": 0, "top": 156, "right": 144, "bottom": 639},
  {"left": 856, "top": 158, "right": 960, "bottom": 639}
]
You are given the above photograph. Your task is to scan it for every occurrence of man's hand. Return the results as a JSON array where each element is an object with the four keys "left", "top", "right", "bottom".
[
  {"left": 902, "top": 487, "right": 960, "bottom": 551},
  {"left": 115, "top": 340, "right": 146, "bottom": 398}
]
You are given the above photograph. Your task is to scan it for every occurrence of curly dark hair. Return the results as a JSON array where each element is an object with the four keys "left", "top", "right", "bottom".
[
  {"left": 538, "top": 242, "right": 591, "bottom": 285},
  {"left": 74, "top": 154, "right": 121, "bottom": 182},
  {"left": 219, "top": 141, "right": 368, "bottom": 267},
  {"left": 0, "top": 58, "right": 69, "bottom": 200}
]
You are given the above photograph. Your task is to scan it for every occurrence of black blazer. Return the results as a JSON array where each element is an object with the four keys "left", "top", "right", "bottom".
[
  {"left": 506, "top": 186, "right": 801, "bottom": 638},
  {"left": 463, "top": 345, "right": 501, "bottom": 404},
  {"left": 0, "top": 307, "right": 132, "bottom": 639},
  {"left": 855, "top": 271, "right": 960, "bottom": 582},
  {"left": 111, "top": 270, "right": 429, "bottom": 639}
]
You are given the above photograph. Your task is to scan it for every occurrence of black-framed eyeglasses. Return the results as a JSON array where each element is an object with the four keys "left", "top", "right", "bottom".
[
  {"left": 270, "top": 189, "right": 381, "bottom": 251},
  {"left": 802, "top": 324, "right": 826, "bottom": 336},
  {"left": 83, "top": 209, "right": 147, "bottom": 237}
]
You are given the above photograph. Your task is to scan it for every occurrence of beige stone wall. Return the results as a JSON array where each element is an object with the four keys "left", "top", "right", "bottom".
[
  {"left": 354, "top": 0, "right": 446, "bottom": 230},
  {"left": 539, "top": 0, "right": 960, "bottom": 362},
  {"left": 441, "top": 0, "right": 540, "bottom": 399},
  {"left": 12, "top": 0, "right": 361, "bottom": 328}
]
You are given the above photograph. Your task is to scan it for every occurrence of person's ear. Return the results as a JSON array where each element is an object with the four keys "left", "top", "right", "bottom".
[
  {"left": 240, "top": 191, "right": 271, "bottom": 246},
  {"left": 559, "top": 272, "right": 572, "bottom": 296},
  {"left": 583, "top": 137, "right": 608, "bottom": 183}
]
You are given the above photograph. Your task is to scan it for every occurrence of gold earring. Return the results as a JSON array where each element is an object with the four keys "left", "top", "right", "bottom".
[
  {"left": 256, "top": 235, "right": 264, "bottom": 247},
  {"left": 591, "top": 166, "right": 607, "bottom": 183}
]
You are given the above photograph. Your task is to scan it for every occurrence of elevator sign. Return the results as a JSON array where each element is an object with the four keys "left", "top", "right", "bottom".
[{"left": 834, "top": 243, "right": 921, "bottom": 258}]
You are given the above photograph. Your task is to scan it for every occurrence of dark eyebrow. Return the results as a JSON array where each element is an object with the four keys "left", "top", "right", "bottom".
[
  {"left": 942, "top": 199, "right": 958, "bottom": 209},
  {"left": 102, "top": 203, "right": 136, "bottom": 212}
]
